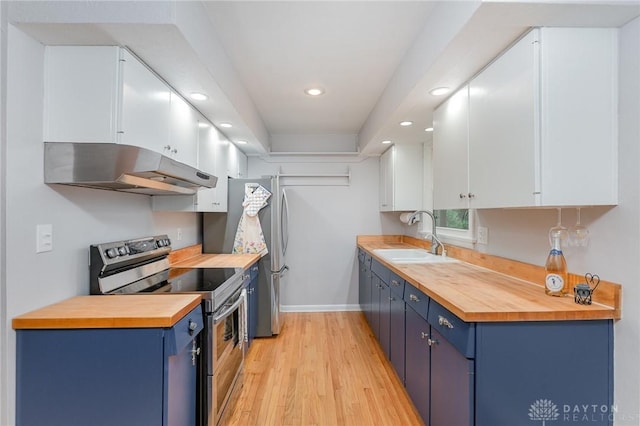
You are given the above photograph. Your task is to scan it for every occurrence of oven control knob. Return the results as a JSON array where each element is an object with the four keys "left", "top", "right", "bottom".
[
  {"left": 157, "top": 239, "right": 165, "bottom": 247},
  {"left": 117, "top": 246, "right": 127, "bottom": 256},
  {"left": 105, "top": 248, "right": 118, "bottom": 259},
  {"left": 165, "top": 238, "right": 171, "bottom": 247}
]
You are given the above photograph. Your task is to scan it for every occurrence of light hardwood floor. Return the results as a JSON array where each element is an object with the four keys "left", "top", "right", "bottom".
[{"left": 221, "top": 312, "right": 424, "bottom": 426}]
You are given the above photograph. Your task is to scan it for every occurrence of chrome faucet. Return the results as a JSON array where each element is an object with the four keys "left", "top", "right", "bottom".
[{"left": 407, "top": 210, "right": 444, "bottom": 255}]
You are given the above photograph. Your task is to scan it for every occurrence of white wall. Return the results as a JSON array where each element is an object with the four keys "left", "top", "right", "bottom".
[
  {"left": 471, "top": 18, "right": 639, "bottom": 424},
  {"left": 0, "top": 2, "right": 7, "bottom": 425},
  {"left": 248, "top": 155, "right": 404, "bottom": 310},
  {"left": 0, "top": 25, "right": 201, "bottom": 425}
]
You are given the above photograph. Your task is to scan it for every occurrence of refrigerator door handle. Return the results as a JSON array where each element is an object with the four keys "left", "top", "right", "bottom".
[
  {"left": 271, "top": 265, "right": 289, "bottom": 276},
  {"left": 281, "top": 188, "right": 289, "bottom": 255}
]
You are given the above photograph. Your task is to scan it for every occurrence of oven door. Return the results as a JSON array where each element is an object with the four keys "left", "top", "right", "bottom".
[{"left": 207, "top": 288, "right": 246, "bottom": 426}]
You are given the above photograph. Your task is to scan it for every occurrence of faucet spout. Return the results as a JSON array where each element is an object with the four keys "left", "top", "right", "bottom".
[{"left": 407, "top": 210, "right": 444, "bottom": 255}]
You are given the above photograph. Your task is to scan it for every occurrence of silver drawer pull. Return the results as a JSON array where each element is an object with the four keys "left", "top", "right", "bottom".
[
  {"left": 428, "top": 337, "right": 439, "bottom": 346},
  {"left": 438, "top": 315, "right": 454, "bottom": 329},
  {"left": 420, "top": 332, "right": 429, "bottom": 340},
  {"left": 391, "top": 279, "right": 400, "bottom": 286},
  {"left": 409, "top": 294, "right": 420, "bottom": 302}
]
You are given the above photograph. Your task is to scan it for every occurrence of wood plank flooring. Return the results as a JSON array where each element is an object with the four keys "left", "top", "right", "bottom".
[{"left": 221, "top": 312, "right": 424, "bottom": 426}]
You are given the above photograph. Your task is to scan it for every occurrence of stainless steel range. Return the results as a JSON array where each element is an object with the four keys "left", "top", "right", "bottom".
[{"left": 90, "top": 235, "right": 247, "bottom": 426}]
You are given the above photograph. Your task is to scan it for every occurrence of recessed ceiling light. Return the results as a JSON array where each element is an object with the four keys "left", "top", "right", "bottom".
[
  {"left": 429, "top": 87, "right": 450, "bottom": 96},
  {"left": 400, "top": 121, "right": 413, "bottom": 127},
  {"left": 219, "top": 123, "right": 233, "bottom": 128},
  {"left": 190, "top": 92, "right": 208, "bottom": 101},
  {"left": 425, "top": 127, "right": 434, "bottom": 132},
  {"left": 305, "top": 88, "right": 325, "bottom": 96},
  {"left": 382, "top": 140, "right": 392, "bottom": 144},
  {"left": 198, "top": 122, "right": 210, "bottom": 128},
  {"left": 236, "top": 140, "right": 248, "bottom": 145}
]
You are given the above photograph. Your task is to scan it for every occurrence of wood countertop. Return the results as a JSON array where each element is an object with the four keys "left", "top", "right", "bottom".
[
  {"left": 168, "top": 244, "right": 260, "bottom": 270},
  {"left": 12, "top": 294, "right": 202, "bottom": 330},
  {"left": 357, "top": 235, "right": 621, "bottom": 322}
]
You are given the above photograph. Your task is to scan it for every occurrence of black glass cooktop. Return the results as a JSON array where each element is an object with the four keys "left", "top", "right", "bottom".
[{"left": 166, "top": 267, "right": 242, "bottom": 293}]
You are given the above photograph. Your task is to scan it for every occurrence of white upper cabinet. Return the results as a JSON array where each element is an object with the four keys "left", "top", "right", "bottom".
[
  {"left": 466, "top": 28, "right": 618, "bottom": 208},
  {"left": 152, "top": 118, "right": 230, "bottom": 212},
  {"left": 167, "top": 92, "right": 198, "bottom": 167},
  {"left": 44, "top": 46, "right": 200, "bottom": 168},
  {"left": 433, "top": 85, "right": 470, "bottom": 210},
  {"left": 379, "top": 144, "right": 423, "bottom": 212}
]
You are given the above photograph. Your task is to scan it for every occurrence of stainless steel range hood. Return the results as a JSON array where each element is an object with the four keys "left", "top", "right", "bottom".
[{"left": 44, "top": 142, "right": 217, "bottom": 196}]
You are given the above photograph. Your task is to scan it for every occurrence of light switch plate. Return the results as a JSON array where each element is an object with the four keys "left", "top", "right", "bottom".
[
  {"left": 36, "top": 224, "right": 53, "bottom": 253},
  {"left": 477, "top": 226, "right": 489, "bottom": 245}
]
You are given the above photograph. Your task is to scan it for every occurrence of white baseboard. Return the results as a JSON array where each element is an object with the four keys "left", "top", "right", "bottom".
[{"left": 280, "top": 304, "right": 362, "bottom": 313}]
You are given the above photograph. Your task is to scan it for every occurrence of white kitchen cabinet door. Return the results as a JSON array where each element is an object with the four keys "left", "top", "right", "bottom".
[
  {"left": 167, "top": 92, "right": 198, "bottom": 167},
  {"left": 379, "top": 144, "right": 423, "bottom": 212},
  {"left": 44, "top": 46, "right": 121, "bottom": 143},
  {"left": 468, "top": 28, "right": 617, "bottom": 208},
  {"left": 119, "top": 49, "right": 172, "bottom": 153},
  {"left": 237, "top": 150, "right": 248, "bottom": 179},
  {"left": 152, "top": 119, "right": 229, "bottom": 212},
  {"left": 468, "top": 30, "right": 538, "bottom": 209},
  {"left": 433, "top": 85, "right": 470, "bottom": 210}
]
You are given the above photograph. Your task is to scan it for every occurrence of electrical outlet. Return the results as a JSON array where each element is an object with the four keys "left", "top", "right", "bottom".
[
  {"left": 36, "top": 224, "right": 53, "bottom": 253},
  {"left": 177, "top": 228, "right": 183, "bottom": 241},
  {"left": 477, "top": 226, "right": 489, "bottom": 245}
]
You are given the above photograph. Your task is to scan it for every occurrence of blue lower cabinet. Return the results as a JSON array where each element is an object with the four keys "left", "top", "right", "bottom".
[
  {"left": 389, "top": 292, "right": 406, "bottom": 384},
  {"left": 430, "top": 328, "right": 474, "bottom": 426},
  {"left": 475, "top": 320, "right": 613, "bottom": 426},
  {"left": 357, "top": 250, "right": 614, "bottom": 426},
  {"left": 405, "top": 304, "right": 431, "bottom": 423},
  {"left": 246, "top": 262, "right": 260, "bottom": 346},
  {"left": 16, "top": 305, "right": 203, "bottom": 426}
]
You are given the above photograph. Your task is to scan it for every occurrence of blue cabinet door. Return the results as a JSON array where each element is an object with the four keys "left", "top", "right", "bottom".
[
  {"left": 430, "top": 328, "right": 474, "bottom": 426},
  {"left": 248, "top": 274, "right": 259, "bottom": 345},
  {"left": 475, "top": 320, "right": 613, "bottom": 426},
  {"left": 379, "top": 280, "right": 391, "bottom": 359},
  {"left": 389, "top": 293, "right": 406, "bottom": 384},
  {"left": 370, "top": 274, "right": 382, "bottom": 341},
  {"left": 405, "top": 304, "right": 431, "bottom": 424}
]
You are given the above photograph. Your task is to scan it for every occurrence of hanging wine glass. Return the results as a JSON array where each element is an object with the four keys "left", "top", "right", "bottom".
[
  {"left": 569, "top": 207, "right": 590, "bottom": 247},
  {"left": 548, "top": 208, "right": 569, "bottom": 248}
]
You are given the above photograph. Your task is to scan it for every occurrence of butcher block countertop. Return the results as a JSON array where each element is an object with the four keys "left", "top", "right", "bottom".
[
  {"left": 168, "top": 244, "right": 260, "bottom": 269},
  {"left": 12, "top": 294, "right": 202, "bottom": 330},
  {"left": 358, "top": 235, "right": 621, "bottom": 322}
]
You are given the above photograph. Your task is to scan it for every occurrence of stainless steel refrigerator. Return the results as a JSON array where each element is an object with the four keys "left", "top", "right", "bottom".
[{"left": 202, "top": 176, "right": 289, "bottom": 336}]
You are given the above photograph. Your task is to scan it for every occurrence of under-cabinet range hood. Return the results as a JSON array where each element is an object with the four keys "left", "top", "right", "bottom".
[{"left": 44, "top": 142, "right": 217, "bottom": 196}]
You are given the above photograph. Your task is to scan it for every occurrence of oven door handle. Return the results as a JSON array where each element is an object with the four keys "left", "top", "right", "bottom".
[{"left": 213, "top": 294, "right": 246, "bottom": 325}]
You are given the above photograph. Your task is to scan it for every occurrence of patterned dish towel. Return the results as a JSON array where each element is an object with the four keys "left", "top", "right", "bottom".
[{"left": 232, "top": 184, "right": 272, "bottom": 256}]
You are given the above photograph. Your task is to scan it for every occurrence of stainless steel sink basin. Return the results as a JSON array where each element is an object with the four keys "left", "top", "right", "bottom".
[{"left": 373, "top": 248, "right": 459, "bottom": 264}]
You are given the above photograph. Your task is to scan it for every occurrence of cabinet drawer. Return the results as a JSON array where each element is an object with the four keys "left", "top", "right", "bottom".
[
  {"left": 371, "top": 259, "right": 391, "bottom": 283},
  {"left": 388, "top": 271, "right": 405, "bottom": 298},
  {"left": 249, "top": 262, "right": 259, "bottom": 280},
  {"left": 428, "top": 301, "right": 475, "bottom": 358},
  {"left": 403, "top": 282, "right": 429, "bottom": 321},
  {"left": 165, "top": 305, "right": 204, "bottom": 356}
]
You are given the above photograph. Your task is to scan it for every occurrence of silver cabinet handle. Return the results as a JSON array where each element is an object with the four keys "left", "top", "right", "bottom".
[
  {"left": 409, "top": 294, "right": 420, "bottom": 302},
  {"left": 188, "top": 319, "right": 198, "bottom": 336},
  {"left": 420, "top": 332, "right": 429, "bottom": 340},
  {"left": 391, "top": 279, "right": 400, "bottom": 286},
  {"left": 468, "top": 193, "right": 476, "bottom": 199},
  {"left": 190, "top": 340, "right": 201, "bottom": 366},
  {"left": 459, "top": 193, "right": 467, "bottom": 199},
  {"left": 388, "top": 296, "right": 394, "bottom": 301},
  {"left": 428, "top": 337, "right": 439, "bottom": 346},
  {"left": 438, "top": 315, "right": 454, "bottom": 329}
]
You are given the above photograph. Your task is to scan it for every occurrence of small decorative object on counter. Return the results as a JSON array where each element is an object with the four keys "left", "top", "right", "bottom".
[
  {"left": 545, "top": 231, "right": 568, "bottom": 296},
  {"left": 574, "top": 273, "right": 600, "bottom": 305}
]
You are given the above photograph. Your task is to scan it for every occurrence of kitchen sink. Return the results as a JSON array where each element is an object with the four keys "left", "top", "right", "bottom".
[{"left": 372, "top": 248, "right": 459, "bottom": 264}]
